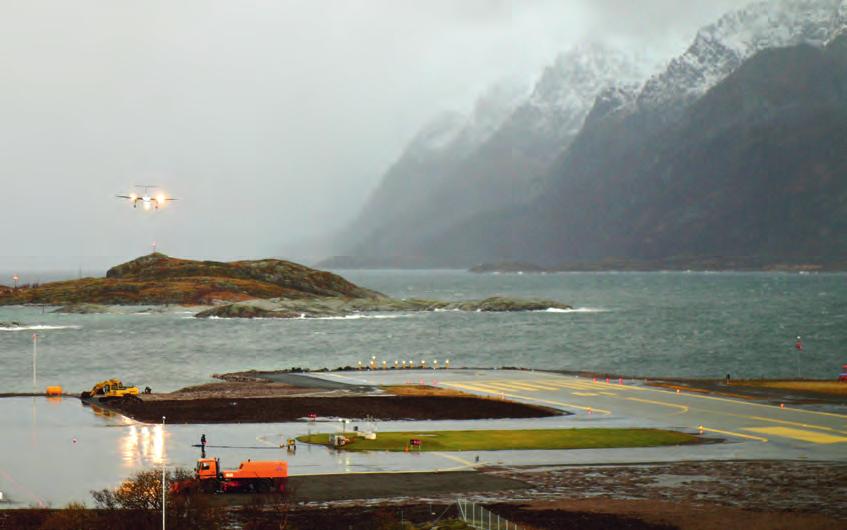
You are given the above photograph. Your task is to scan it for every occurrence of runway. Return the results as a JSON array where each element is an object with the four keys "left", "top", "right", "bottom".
[
  {"left": 308, "top": 369, "right": 847, "bottom": 462},
  {"left": 2, "top": 371, "right": 844, "bottom": 506}
]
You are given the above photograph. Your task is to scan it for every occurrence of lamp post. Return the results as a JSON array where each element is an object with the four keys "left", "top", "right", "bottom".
[
  {"left": 32, "top": 333, "right": 37, "bottom": 390},
  {"left": 161, "top": 416, "right": 166, "bottom": 530}
]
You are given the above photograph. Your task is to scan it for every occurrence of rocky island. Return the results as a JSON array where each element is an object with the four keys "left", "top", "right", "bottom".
[{"left": 0, "top": 253, "right": 571, "bottom": 317}]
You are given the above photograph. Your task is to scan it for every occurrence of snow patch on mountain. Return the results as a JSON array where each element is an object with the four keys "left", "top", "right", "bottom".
[
  {"left": 523, "top": 42, "right": 652, "bottom": 139},
  {"left": 637, "top": 0, "right": 847, "bottom": 109}
]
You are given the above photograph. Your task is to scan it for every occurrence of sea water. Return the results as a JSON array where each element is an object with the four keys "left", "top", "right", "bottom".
[{"left": 0, "top": 270, "right": 845, "bottom": 393}]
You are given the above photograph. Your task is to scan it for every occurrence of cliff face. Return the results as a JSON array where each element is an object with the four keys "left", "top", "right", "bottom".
[
  {"left": 336, "top": 44, "right": 650, "bottom": 266},
  {"left": 425, "top": 36, "right": 847, "bottom": 266},
  {"left": 0, "top": 253, "right": 384, "bottom": 306}
]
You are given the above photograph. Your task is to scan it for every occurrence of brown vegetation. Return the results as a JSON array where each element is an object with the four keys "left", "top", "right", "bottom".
[
  {"left": 0, "top": 253, "right": 381, "bottom": 306},
  {"left": 142, "top": 381, "right": 326, "bottom": 401},
  {"left": 382, "top": 385, "right": 474, "bottom": 397},
  {"left": 729, "top": 380, "right": 847, "bottom": 396}
]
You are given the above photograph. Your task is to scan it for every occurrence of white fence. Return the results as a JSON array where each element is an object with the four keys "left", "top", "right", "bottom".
[{"left": 456, "top": 498, "right": 524, "bottom": 530}]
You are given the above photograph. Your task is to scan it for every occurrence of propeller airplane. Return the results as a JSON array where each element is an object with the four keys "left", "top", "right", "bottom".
[{"left": 116, "top": 185, "right": 178, "bottom": 211}]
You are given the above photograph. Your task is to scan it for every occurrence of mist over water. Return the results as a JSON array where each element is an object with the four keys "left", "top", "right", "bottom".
[{"left": 1, "top": 270, "right": 844, "bottom": 394}]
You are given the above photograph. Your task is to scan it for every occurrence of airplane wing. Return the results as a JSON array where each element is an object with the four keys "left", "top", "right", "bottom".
[
  {"left": 165, "top": 198, "right": 178, "bottom": 201},
  {"left": 115, "top": 195, "right": 132, "bottom": 199}
]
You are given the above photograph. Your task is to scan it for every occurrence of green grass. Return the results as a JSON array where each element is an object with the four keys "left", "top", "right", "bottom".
[{"left": 296, "top": 428, "right": 698, "bottom": 452}]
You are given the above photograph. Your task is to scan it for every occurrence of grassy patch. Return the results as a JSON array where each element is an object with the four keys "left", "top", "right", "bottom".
[
  {"left": 297, "top": 428, "right": 698, "bottom": 452},
  {"left": 382, "top": 385, "right": 473, "bottom": 397},
  {"left": 730, "top": 380, "right": 847, "bottom": 396}
]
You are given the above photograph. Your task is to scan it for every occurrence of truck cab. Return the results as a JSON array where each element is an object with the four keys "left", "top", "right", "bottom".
[{"left": 196, "top": 458, "right": 220, "bottom": 480}]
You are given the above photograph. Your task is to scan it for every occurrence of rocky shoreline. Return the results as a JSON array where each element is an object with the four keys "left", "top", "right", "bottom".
[{"left": 195, "top": 295, "right": 571, "bottom": 319}]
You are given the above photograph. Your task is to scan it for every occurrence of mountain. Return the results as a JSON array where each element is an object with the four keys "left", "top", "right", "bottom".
[
  {"left": 357, "top": 0, "right": 847, "bottom": 269},
  {"left": 330, "top": 83, "right": 526, "bottom": 264},
  {"left": 329, "top": 43, "right": 651, "bottom": 267},
  {"left": 637, "top": 0, "right": 847, "bottom": 113},
  {"left": 428, "top": 32, "right": 847, "bottom": 267}
]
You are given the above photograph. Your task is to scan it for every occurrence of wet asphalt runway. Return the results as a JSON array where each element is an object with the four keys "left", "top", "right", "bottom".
[{"left": 307, "top": 369, "right": 847, "bottom": 462}]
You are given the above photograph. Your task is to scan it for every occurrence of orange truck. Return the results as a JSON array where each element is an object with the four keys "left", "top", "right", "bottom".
[{"left": 172, "top": 457, "right": 288, "bottom": 494}]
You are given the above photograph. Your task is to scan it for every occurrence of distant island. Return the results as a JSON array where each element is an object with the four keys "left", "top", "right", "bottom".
[
  {"left": 0, "top": 253, "right": 571, "bottom": 318},
  {"left": 469, "top": 262, "right": 548, "bottom": 273},
  {"left": 318, "top": 255, "right": 845, "bottom": 272},
  {"left": 490, "top": 257, "right": 840, "bottom": 273}
]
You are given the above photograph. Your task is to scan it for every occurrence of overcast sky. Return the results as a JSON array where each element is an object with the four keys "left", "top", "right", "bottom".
[{"left": 0, "top": 0, "right": 751, "bottom": 273}]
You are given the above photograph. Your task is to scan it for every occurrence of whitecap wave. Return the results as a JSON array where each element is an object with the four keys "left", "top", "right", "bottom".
[
  {"left": 310, "top": 314, "right": 413, "bottom": 320},
  {"left": 0, "top": 324, "right": 81, "bottom": 331},
  {"left": 543, "top": 307, "right": 607, "bottom": 313},
  {"left": 199, "top": 314, "right": 413, "bottom": 321}
]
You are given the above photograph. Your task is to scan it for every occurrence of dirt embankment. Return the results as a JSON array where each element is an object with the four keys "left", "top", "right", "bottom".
[
  {"left": 106, "top": 395, "right": 561, "bottom": 423},
  {"left": 489, "top": 499, "right": 843, "bottom": 530}
]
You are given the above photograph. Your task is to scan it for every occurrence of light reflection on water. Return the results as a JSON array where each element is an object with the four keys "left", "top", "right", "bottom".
[
  {"left": 122, "top": 424, "right": 139, "bottom": 467},
  {"left": 120, "top": 422, "right": 167, "bottom": 468}
]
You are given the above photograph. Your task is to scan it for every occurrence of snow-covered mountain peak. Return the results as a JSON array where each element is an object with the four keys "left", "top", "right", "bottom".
[
  {"left": 638, "top": 0, "right": 847, "bottom": 108},
  {"left": 520, "top": 42, "right": 651, "bottom": 139},
  {"left": 529, "top": 43, "right": 646, "bottom": 113}
]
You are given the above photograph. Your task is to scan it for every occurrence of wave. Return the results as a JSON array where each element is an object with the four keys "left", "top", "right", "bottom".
[
  {"left": 542, "top": 307, "right": 607, "bottom": 313},
  {"left": 311, "top": 313, "right": 413, "bottom": 320},
  {"left": 200, "top": 314, "right": 413, "bottom": 321},
  {"left": 0, "top": 324, "right": 81, "bottom": 331}
]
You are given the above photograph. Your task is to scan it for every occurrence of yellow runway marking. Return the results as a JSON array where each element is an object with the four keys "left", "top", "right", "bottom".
[
  {"left": 628, "top": 383, "right": 847, "bottom": 420},
  {"left": 444, "top": 375, "right": 846, "bottom": 436},
  {"left": 584, "top": 381, "right": 644, "bottom": 392},
  {"left": 442, "top": 383, "right": 612, "bottom": 415},
  {"left": 433, "top": 452, "right": 477, "bottom": 469},
  {"left": 446, "top": 382, "right": 512, "bottom": 394},
  {"left": 701, "top": 427, "right": 768, "bottom": 442},
  {"left": 744, "top": 426, "right": 847, "bottom": 444},
  {"left": 491, "top": 381, "right": 560, "bottom": 391},
  {"left": 478, "top": 382, "right": 535, "bottom": 391},
  {"left": 625, "top": 397, "right": 689, "bottom": 415},
  {"left": 745, "top": 416, "right": 847, "bottom": 435},
  {"left": 538, "top": 380, "right": 598, "bottom": 390}
]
